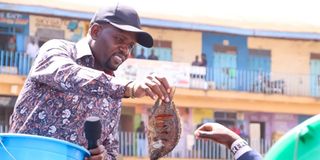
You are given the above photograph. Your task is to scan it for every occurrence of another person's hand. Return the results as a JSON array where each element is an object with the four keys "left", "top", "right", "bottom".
[
  {"left": 126, "top": 73, "right": 171, "bottom": 102},
  {"left": 194, "top": 123, "right": 241, "bottom": 149},
  {"left": 85, "top": 145, "right": 106, "bottom": 160}
]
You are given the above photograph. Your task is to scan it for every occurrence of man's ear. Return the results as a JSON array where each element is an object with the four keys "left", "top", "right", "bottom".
[{"left": 89, "top": 24, "right": 101, "bottom": 40}]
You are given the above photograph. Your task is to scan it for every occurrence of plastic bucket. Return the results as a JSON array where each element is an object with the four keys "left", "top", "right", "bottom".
[
  {"left": 0, "top": 133, "right": 90, "bottom": 160},
  {"left": 265, "top": 114, "right": 320, "bottom": 160}
]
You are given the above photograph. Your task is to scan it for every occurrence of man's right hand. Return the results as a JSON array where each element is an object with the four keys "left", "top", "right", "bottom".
[
  {"left": 125, "top": 73, "right": 172, "bottom": 102},
  {"left": 194, "top": 123, "right": 242, "bottom": 149}
]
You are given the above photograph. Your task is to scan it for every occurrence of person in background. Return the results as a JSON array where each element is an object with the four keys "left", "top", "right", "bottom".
[
  {"left": 136, "top": 121, "right": 147, "bottom": 157},
  {"left": 25, "top": 36, "right": 39, "bottom": 59},
  {"left": 6, "top": 36, "right": 16, "bottom": 53},
  {"left": 5, "top": 36, "right": 17, "bottom": 66},
  {"left": 230, "top": 123, "right": 241, "bottom": 135},
  {"left": 194, "top": 123, "right": 262, "bottom": 160},
  {"left": 191, "top": 55, "right": 203, "bottom": 79},
  {"left": 239, "top": 124, "right": 248, "bottom": 139},
  {"left": 147, "top": 49, "right": 158, "bottom": 60},
  {"left": 136, "top": 48, "right": 146, "bottom": 59},
  {"left": 200, "top": 53, "right": 207, "bottom": 66},
  {"left": 191, "top": 55, "right": 201, "bottom": 66},
  {"left": 9, "top": 4, "right": 172, "bottom": 160}
]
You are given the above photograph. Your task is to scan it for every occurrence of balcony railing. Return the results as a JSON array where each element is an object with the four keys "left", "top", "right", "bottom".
[
  {"left": 190, "top": 66, "right": 319, "bottom": 98},
  {"left": 0, "top": 50, "right": 33, "bottom": 75},
  {"left": 1, "top": 51, "right": 319, "bottom": 98},
  {"left": 119, "top": 131, "right": 272, "bottom": 159},
  {"left": 0, "top": 127, "right": 273, "bottom": 159},
  {"left": 0, "top": 120, "right": 8, "bottom": 133}
]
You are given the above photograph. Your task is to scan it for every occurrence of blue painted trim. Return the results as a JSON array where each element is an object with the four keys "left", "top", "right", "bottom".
[
  {"left": 142, "top": 18, "right": 320, "bottom": 40},
  {"left": 1, "top": 2, "right": 320, "bottom": 40},
  {"left": 0, "top": 2, "right": 93, "bottom": 20},
  {"left": 253, "top": 30, "right": 320, "bottom": 40},
  {"left": 141, "top": 18, "right": 254, "bottom": 35}
]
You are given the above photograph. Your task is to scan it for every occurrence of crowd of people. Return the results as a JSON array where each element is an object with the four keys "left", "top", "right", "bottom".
[{"left": 135, "top": 48, "right": 159, "bottom": 60}]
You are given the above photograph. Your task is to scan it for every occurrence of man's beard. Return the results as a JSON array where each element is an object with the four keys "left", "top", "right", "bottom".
[{"left": 103, "top": 58, "right": 119, "bottom": 71}]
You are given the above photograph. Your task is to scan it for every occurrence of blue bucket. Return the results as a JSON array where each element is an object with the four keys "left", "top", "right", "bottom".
[{"left": 0, "top": 133, "right": 90, "bottom": 160}]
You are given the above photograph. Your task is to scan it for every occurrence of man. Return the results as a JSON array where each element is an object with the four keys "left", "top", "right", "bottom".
[
  {"left": 191, "top": 55, "right": 201, "bottom": 66},
  {"left": 194, "top": 123, "right": 262, "bottom": 160},
  {"left": 9, "top": 4, "right": 171, "bottom": 160},
  {"left": 147, "top": 49, "right": 158, "bottom": 60},
  {"left": 136, "top": 48, "right": 146, "bottom": 59},
  {"left": 25, "top": 36, "right": 39, "bottom": 58},
  {"left": 136, "top": 121, "right": 147, "bottom": 157},
  {"left": 6, "top": 36, "right": 16, "bottom": 52},
  {"left": 239, "top": 124, "right": 248, "bottom": 139},
  {"left": 200, "top": 53, "right": 207, "bottom": 66}
]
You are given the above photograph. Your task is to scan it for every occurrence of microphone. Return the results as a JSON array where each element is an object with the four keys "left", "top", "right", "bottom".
[{"left": 84, "top": 116, "right": 102, "bottom": 150}]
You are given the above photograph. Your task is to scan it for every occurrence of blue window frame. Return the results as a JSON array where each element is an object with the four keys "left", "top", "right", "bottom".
[{"left": 310, "top": 53, "right": 320, "bottom": 97}]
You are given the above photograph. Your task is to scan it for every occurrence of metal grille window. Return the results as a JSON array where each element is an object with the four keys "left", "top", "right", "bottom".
[{"left": 214, "top": 112, "right": 237, "bottom": 120}]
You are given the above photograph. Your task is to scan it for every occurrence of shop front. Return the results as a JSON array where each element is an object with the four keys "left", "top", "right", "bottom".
[{"left": 0, "top": 11, "right": 29, "bottom": 74}]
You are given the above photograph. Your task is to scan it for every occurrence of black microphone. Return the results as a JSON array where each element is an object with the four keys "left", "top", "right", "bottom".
[{"left": 84, "top": 116, "right": 102, "bottom": 150}]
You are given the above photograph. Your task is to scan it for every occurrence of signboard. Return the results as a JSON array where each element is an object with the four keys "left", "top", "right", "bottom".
[
  {"left": 29, "top": 15, "right": 88, "bottom": 42},
  {"left": 0, "top": 12, "right": 29, "bottom": 25}
]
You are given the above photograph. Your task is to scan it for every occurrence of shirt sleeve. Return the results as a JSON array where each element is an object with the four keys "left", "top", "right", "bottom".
[
  {"left": 29, "top": 40, "right": 126, "bottom": 99},
  {"left": 102, "top": 117, "right": 120, "bottom": 160},
  {"left": 237, "top": 150, "right": 263, "bottom": 160},
  {"left": 231, "top": 139, "right": 263, "bottom": 160}
]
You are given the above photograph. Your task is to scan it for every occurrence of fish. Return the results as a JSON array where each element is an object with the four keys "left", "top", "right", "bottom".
[{"left": 147, "top": 89, "right": 181, "bottom": 160}]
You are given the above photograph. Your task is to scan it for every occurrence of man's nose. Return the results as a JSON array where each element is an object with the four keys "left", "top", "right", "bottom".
[
  {"left": 118, "top": 46, "right": 130, "bottom": 57},
  {"left": 119, "top": 44, "right": 129, "bottom": 52}
]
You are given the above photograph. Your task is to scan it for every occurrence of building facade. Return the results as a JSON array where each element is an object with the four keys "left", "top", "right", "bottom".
[{"left": 0, "top": 1, "right": 320, "bottom": 159}]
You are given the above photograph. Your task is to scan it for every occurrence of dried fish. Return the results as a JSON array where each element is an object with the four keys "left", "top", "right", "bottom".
[{"left": 147, "top": 90, "right": 181, "bottom": 160}]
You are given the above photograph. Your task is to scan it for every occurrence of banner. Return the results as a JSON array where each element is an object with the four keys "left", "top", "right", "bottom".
[{"left": 115, "top": 59, "right": 191, "bottom": 88}]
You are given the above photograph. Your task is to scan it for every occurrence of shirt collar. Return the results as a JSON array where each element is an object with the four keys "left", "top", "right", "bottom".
[
  {"left": 75, "top": 37, "right": 115, "bottom": 76},
  {"left": 75, "top": 37, "right": 93, "bottom": 60}
]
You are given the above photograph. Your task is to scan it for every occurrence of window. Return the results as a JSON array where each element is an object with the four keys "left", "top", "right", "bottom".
[
  {"left": 214, "top": 111, "right": 237, "bottom": 120},
  {"left": 214, "top": 111, "right": 237, "bottom": 127},
  {"left": 214, "top": 44, "right": 237, "bottom": 54},
  {"left": 310, "top": 53, "right": 320, "bottom": 97},
  {"left": 133, "top": 40, "right": 172, "bottom": 61}
]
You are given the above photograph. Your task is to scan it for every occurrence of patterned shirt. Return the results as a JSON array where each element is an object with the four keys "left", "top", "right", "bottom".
[{"left": 9, "top": 38, "right": 127, "bottom": 160}]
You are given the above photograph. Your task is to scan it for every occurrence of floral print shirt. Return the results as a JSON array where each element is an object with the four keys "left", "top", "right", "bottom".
[{"left": 9, "top": 38, "right": 127, "bottom": 160}]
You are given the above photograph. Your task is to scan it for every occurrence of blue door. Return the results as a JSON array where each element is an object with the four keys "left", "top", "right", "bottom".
[
  {"left": 16, "top": 34, "right": 25, "bottom": 52},
  {"left": 248, "top": 54, "right": 271, "bottom": 92},
  {"left": 310, "top": 59, "right": 320, "bottom": 97},
  {"left": 214, "top": 52, "right": 237, "bottom": 90}
]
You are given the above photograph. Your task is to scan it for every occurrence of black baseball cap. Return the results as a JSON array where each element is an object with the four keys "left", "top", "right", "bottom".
[{"left": 90, "top": 4, "right": 153, "bottom": 48}]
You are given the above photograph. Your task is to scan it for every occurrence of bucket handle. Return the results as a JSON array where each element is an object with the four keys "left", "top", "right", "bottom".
[{"left": 0, "top": 137, "right": 17, "bottom": 160}]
